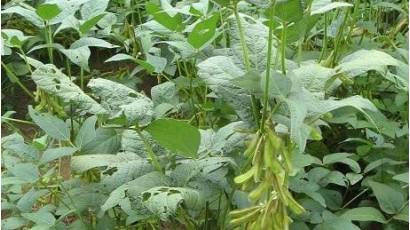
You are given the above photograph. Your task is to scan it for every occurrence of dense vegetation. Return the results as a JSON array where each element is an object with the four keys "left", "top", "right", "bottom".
[{"left": 1, "top": 0, "right": 408, "bottom": 229}]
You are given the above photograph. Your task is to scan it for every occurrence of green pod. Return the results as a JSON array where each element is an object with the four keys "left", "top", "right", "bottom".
[
  {"left": 286, "top": 190, "right": 305, "bottom": 215},
  {"left": 229, "top": 206, "right": 261, "bottom": 219},
  {"left": 266, "top": 129, "right": 283, "bottom": 153},
  {"left": 234, "top": 166, "right": 256, "bottom": 184},
  {"left": 281, "top": 148, "right": 293, "bottom": 172},
  {"left": 244, "top": 133, "right": 261, "bottom": 158},
  {"left": 248, "top": 181, "right": 269, "bottom": 201},
  {"left": 229, "top": 209, "right": 260, "bottom": 227}
]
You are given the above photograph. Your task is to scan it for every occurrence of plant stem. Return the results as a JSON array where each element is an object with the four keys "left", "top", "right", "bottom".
[
  {"left": 280, "top": 22, "right": 287, "bottom": 75},
  {"left": 260, "top": 1, "right": 276, "bottom": 132},
  {"left": 44, "top": 21, "right": 54, "bottom": 64},
  {"left": 319, "top": 13, "right": 328, "bottom": 62},
  {"left": 1, "top": 61, "right": 35, "bottom": 99},
  {"left": 80, "top": 67, "right": 84, "bottom": 90},
  {"left": 331, "top": 9, "right": 349, "bottom": 66},
  {"left": 18, "top": 48, "right": 33, "bottom": 74},
  {"left": 135, "top": 128, "right": 162, "bottom": 172},
  {"left": 233, "top": 4, "right": 260, "bottom": 126}
]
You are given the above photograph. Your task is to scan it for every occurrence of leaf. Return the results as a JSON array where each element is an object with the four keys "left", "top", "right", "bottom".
[
  {"left": 1, "top": 217, "right": 28, "bottom": 230},
  {"left": 197, "top": 56, "right": 254, "bottom": 122},
  {"left": 274, "top": 0, "right": 304, "bottom": 23},
  {"left": 393, "top": 172, "right": 409, "bottom": 184},
  {"left": 81, "top": 128, "right": 121, "bottom": 155},
  {"left": 323, "top": 153, "right": 361, "bottom": 173},
  {"left": 188, "top": 14, "right": 219, "bottom": 49},
  {"left": 9, "top": 163, "right": 40, "bottom": 183},
  {"left": 75, "top": 116, "right": 97, "bottom": 148},
  {"left": 71, "top": 154, "right": 120, "bottom": 172},
  {"left": 146, "top": 3, "right": 184, "bottom": 32},
  {"left": 71, "top": 37, "right": 119, "bottom": 49},
  {"left": 60, "top": 46, "right": 91, "bottom": 71},
  {"left": 39, "top": 147, "right": 78, "bottom": 165},
  {"left": 337, "top": 49, "right": 400, "bottom": 77},
  {"left": 311, "top": 0, "right": 353, "bottom": 15},
  {"left": 146, "top": 119, "right": 200, "bottom": 158},
  {"left": 35, "top": 4, "right": 61, "bottom": 21},
  {"left": 79, "top": 13, "right": 106, "bottom": 34},
  {"left": 364, "top": 158, "right": 406, "bottom": 173},
  {"left": 368, "top": 181, "right": 405, "bottom": 214},
  {"left": 31, "top": 65, "right": 106, "bottom": 115},
  {"left": 88, "top": 78, "right": 154, "bottom": 126},
  {"left": 29, "top": 106, "right": 70, "bottom": 141},
  {"left": 101, "top": 171, "right": 169, "bottom": 212},
  {"left": 314, "top": 215, "right": 360, "bottom": 230},
  {"left": 341, "top": 207, "right": 387, "bottom": 223},
  {"left": 2, "top": 6, "right": 43, "bottom": 28},
  {"left": 17, "top": 189, "right": 49, "bottom": 212},
  {"left": 141, "top": 187, "right": 203, "bottom": 220},
  {"left": 21, "top": 211, "right": 56, "bottom": 227},
  {"left": 80, "top": 0, "right": 110, "bottom": 19},
  {"left": 105, "top": 53, "right": 137, "bottom": 63}
]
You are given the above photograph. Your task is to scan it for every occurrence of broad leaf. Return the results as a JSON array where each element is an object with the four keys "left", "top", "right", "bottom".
[
  {"left": 31, "top": 65, "right": 106, "bottom": 115},
  {"left": 341, "top": 207, "right": 387, "bottom": 223},
  {"left": 369, "top": 181, "right": 405, "bottom": 214},
  {"left": 29, "top": 106, "right": 70, "bottom": 141},
  {"left": 146, "top": 119, "right": 200, "bottom": 158},
  {"left": 35, "top": 4, "right": 61, "bottom": 21},
  {"left": 188, "top": 14, "right": 219, "bottom": 49},
  {"left": 39, "top": 147, "right": 78, "bottom": 165},
  {"left": 311, "top": 0, "right": 353, "bottom": 15}
]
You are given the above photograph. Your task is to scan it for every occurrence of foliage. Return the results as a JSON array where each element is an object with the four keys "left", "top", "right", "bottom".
[{"left": 1, "top": 0, "right": 408, "bottom": 229}]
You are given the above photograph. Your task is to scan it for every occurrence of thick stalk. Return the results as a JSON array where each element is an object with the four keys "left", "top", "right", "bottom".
[
  {"left": 331, "top": 10, "right": 349, "bottom": 66},
  {"left": 233, "top": 4, "right": 260, "bottom": 126},
  {"left": 280, "top": 22, "right": 287, "bottom": 75},
  {"left": 44, "top": 22, "right": 54, "bottom": 64},
  {"left": 1, "top": 61, "right": 35, "bottom": 99},
  {"left": 318, "top": 13, "right": 328, "bottom": 62},
  {"left": 260, "top": 2, "right": 276, "bottom": 132},
  {"left": 135, "top": 128, "right": 162, "bottom": 172}
]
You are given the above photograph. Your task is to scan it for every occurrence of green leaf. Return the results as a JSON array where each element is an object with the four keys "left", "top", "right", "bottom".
[
  {"left": 337, "top": 49, "right": 400, "bottom": 77},
  {"left": 39, "top": 147, "right": 78, "bottom": 165},
  {"left": 146, "top": 3, "right": 184, "bottom": 32},
  {"left": 71, "top": 37, "right": 118, "bottom": 49},
  {"left": 368, "top": 181, "right": 405, "bottom": 214},
  {"left": 82, "top": 128, "right": 121, "bottom": 155},
  {"left": 9, "top": 163, "right": 40, "bottom": 183},
  {"left": 29, "top": 106, "right": 70, "bottom": 141},
  {"left": 2, "top": 6, "right": 43, "bottom": 28},
  {"left": 1, "top": 217, "right": 28, "bottom": 230},
  {"left": 35, "top": 4, "right": 61, "bottom": 21},
  {"left": 274, "top": 0, "right": 304, "bottom": 23},
  {"left": 188, "top": 14, "right": 219, "bottom": 49},
  {"left": 341, "top": 207, "right": 387, "bottom": 223},
  {"left": 311, "top": 0, "right": 353, "bottom": 15},
  {"left": 21, "top": 211, "right": 56, "bottom": 227},
  {"left": 141, "top": 187, "right": 203, "bottom": 220},
  {"left": 105, "top": 53, "right": 137, "bottom": 63},
  {"left": 60, "top": 46, "right": 91, "bottom": 72},
  {"left": 323, "top": 153, "right": 361, "bottom": 173},
  {"left": 31, "top": 64, "right": 106, "bottom": 115},
  {"left": 88, "top": 78, "right": 154, "bottom": 125},
  {"left": 79, "top": 13, "right": 106, "bottom": 35},
  {"left": 75, "top": 116, "right": 97, "bottom": 148},
  {"left": 393, "top": 172, "right": 409, "bottom": 184},
  {"left": 17, "top": 189, "right": 49, "bottom": 212},
  {"left": 314, "top": 215, "right": 360, "bottom": 230},
  {"left": 146, "top": 119, "right": 200, "bottom": 158}
]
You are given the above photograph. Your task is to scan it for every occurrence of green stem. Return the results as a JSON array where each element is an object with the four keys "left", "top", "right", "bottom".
[
  {"left": 1, "top": 116, "right": 35, "bottom": 125},
  {"left": 233, "top": 4, "right": 260, "bottom": 126},
  {"left": 331, "top": 9, "right": 349, "bottom": 66},
  {"left": 18, "top": 48, "right": 33, "bottom": 74},
  {"left": 80, "top": 67, "right": 84, "bottom": 90},
  {"left": 44, "top": 21, "right": 54, "bottom": 64},
  {"left": 1, "top": 61, "right": 35, "bottom": 99},
  {"left": 280, "top": 22, "right": 287, "bottom": 75},
  {"left": 319, "top": 13, "right": 328, "bottom": 62},
  {"left": 135, "top": 128, "right": 162, "bottom": 172},
  {"left": 260, "top": 1, "right": 276, "bottom": 132}
]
